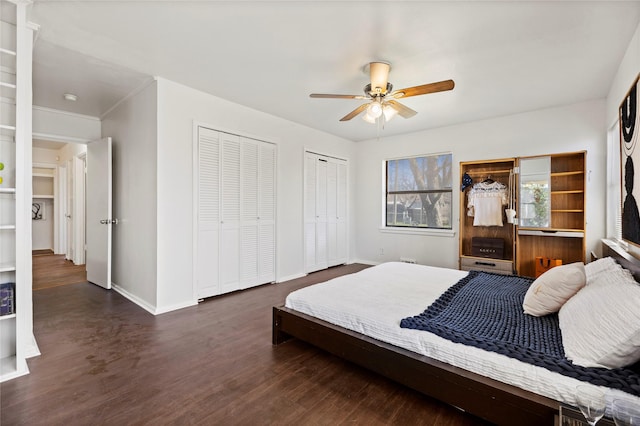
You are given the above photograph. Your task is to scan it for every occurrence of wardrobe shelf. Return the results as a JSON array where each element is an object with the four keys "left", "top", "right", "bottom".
[
  {"left": 0, "top": 188, "right": 16, "bottom": 194},
  {"left": 551, "top": 190, "right": 583, "bottom": 195},
  {"left": 0, "top": 48, "right": 16, "bottom": 57},
  {"left": 32, "top": 173, "right": 53, "bottom": 178},
  {"left": 551, "top": 209, "right": 583, "bottom": 213},
  {"left": 466, "top": 168, "right": 512, "bottom": 176},
  {"left": 0, "top": 263, "right": 16, "bottom": 273},
  {"left": 32, "top": 194, "right": 53, "bottom": 199},
  {"left": 551, "top": 171, "right": 583, "bottom": 177},
  {"left": 0, "top": 225, "right": 16, "bottom": 230},
  {"left": 0, "top": 314, "right": 16, "bottom": 321}
]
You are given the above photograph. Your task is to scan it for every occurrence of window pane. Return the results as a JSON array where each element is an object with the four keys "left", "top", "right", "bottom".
[
  {"left": 387, "top": 154, "right": 452, "bottom": 192},
  {"left": 386, "top": 192, "right": 452, "bottom": 228},
  {"left": 385, "top": 153, "right": 453, "bottom": 229}
]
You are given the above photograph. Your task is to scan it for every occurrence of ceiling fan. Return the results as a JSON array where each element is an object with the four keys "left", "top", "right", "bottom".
[{"left": 310, "top": 61, "right": 454, "bottom": 123}]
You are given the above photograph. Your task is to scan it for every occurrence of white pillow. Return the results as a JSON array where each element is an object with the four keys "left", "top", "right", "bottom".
[
  {"left": 584, "top": 256, "right": 621, "bottom": 286},
  {"left": 523, "top": 262, "right": 586, "bottom": 316},
  {"left": 559, "top": 267, "right": 640, "bottom": 369}
]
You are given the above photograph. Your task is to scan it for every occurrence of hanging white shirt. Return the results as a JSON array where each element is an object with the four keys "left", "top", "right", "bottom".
[{"left": 467, "top": 181, "right": 508, "bottom": 227}]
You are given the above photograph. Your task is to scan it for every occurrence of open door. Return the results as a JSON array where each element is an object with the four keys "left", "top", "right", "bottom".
[{"left": 86, "top": 137, "right": 113, "bottom": 289}]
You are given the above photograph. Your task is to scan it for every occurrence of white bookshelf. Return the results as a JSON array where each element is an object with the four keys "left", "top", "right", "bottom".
[{"left": 0, "top": 0, "right": 34, "bottom": 383}]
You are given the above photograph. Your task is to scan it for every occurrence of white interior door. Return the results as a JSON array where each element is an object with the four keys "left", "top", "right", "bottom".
[
  {"left": 86, "top": 137, "right": 112, "bottom": 289},
  {"left": 65, "top": 159, "right": 73, "bottom": 260}
]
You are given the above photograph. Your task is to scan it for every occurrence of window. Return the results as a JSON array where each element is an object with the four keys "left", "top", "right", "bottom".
[{"left": 386, "top": 153, "right": 452, "bottom": 229}]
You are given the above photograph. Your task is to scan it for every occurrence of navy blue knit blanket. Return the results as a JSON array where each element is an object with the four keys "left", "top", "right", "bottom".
[{"left": 400, "top": 271, "right": 640, "bottom": 396}]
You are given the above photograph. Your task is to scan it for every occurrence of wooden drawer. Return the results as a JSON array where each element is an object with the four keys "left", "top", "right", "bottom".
[{"left": 460, "top": 256, "right": 513, "bottom": 275}]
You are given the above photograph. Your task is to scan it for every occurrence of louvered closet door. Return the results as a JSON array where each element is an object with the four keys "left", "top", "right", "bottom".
[
  {"left": 315, "top": 158, "right": 328, "bottom": 270},
  {"left": 220, "top": 133, "right": 241, "bottom": 294},
  {"left": 335, "top": 161, "right": 348, "bottom": 263},
  {"left": 304, "top": 153, "right": 319, "bottom": 272},
  {"left": 257, "top": 142, "right": 276, "bottom": 284},
  {"left": 197, "top": 128, "right": 221, "bottom": 298},
  {"left": 304, "top": 153, "right": 348, "bottom": 273},
  {"left": 326, "top": 158, "right": 348, "bottom": 267},
  {"left": 240, "top": 139, "right": 259, "bottom": 288},
  {"left": 326, "top": 161, "right": 339, "bottom": 266}
]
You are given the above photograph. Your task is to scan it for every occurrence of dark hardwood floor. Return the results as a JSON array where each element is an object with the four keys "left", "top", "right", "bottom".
[
  {"left": 32, "top": 253, "right": 87, "bottom": 291},
  {"left": 1, "top": 264, "right": 489, "bottom": 425}
]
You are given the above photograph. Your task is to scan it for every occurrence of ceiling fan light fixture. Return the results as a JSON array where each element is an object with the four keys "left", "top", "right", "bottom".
[
  {"left": 367, "top": 101, "right": 383, "bottom": 118},
  {"left": 362, "top": 112, "right": 376, "bottom": 124},
  {"left": 383, "top": 104, "right": 398, "bottom": 122}
]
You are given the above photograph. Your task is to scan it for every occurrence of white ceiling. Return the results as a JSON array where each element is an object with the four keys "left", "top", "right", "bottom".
[{"left": 27, "top": 1, "right": 640, "bottom": 142}]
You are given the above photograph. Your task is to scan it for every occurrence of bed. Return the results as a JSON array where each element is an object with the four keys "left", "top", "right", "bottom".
[{"left": 272, "top": 239, "right": 640, "bottom": 425}]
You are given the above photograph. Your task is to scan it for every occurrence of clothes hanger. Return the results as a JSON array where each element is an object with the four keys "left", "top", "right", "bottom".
[{"left": 482, "top": 175, "right": 494, "bottom": 184}]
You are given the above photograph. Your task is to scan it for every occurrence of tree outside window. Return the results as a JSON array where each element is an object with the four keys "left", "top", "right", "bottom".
[{"left": 386, "top": 153, "right": 453, "bottom": 229}]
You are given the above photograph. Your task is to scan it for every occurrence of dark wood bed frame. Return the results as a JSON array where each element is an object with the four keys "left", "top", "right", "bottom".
[{"left": 272, "top": 239, "right": 640, "bottom": 426}]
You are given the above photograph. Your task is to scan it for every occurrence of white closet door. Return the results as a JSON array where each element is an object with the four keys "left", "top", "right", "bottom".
[
  {"left": 336, "top": 161, "right": 348, "bottom": 263},
  {"left": 326, "top": 161, "right": 339, "bottom": 266},
  {"left": 304, "top": 153, "right": 318, "bottom": 272},
  {"left": 240, "top": 139, "right": 259, "bottom": 288},
  {"left": 196, "top": 128, "right": 221, "bottom": 298},
  {"left": 258, "top": 142, "right": 276, "bottom": 283},
  {"left": 304, "top": 153, "right": 348, "bottom": 273},
  {"left": 315, "top": 158, "right": 328, "bottom": 270},
  {"left": 220, "top": 133, "right": 241, "bottom": 294}
]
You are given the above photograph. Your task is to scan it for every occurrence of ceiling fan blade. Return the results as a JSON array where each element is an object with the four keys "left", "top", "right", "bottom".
[
  {"left": 339, "top": 103, "right": 370, "bottom": 121},
  {"left": 310, "top": 93, "right": 367, "bottom": 99},
  {"left": 391, "top": 79, "right": 455, "bottom": 99},
  {"left": 368, "top": 61, "right": 391, "bottom": 95},
  {"left": 386, "top": 100, "right": 417, "bottom": 119}
]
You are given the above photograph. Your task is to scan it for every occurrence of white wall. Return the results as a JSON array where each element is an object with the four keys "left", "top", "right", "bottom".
[
  {"left": 101, "top": 80, "right": 158, "bottom": 311},
  {"left": 606, "top": 21, "right": 640, "bottom": 128},
  {"left": 32, "top": 147, "right": 57, "bottom": 164},
  {"left": 31, "top": 148, "right": 57, "bottom": 251},
  {"left": 32, "top": 106, "right": 101, "bottom": 143},
  {"left": 605, "top": 20, "right": 640, "bottom": 253},
  {"left": 354, "top": 99, "right": 606, "bottom": 267},
  {"left": 31, "top": 198, "right": 53, "bottom": 250},
  {"left": 56, "top": 142, "right": 87, "bottom": 165},
  {"left": 155, "top": 78, "right": 357, "bottom": 313}
]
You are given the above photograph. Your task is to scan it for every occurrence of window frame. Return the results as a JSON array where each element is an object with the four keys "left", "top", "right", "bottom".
[{"left": 382, "top": 152, "right": 454, "bottom": 234}]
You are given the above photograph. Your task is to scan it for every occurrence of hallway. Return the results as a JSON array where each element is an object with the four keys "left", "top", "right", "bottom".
[{"left": 33, "top": 251, "right": 87, "bottom": 291}]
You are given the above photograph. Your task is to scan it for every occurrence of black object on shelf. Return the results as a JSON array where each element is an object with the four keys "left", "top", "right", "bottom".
[{"left": 0, "top": 282, "right": 15, "bottom": 316}]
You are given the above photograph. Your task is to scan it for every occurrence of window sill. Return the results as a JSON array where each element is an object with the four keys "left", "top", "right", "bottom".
[{"left": 378, "top": 227, "right": 456, "bottom": 237}]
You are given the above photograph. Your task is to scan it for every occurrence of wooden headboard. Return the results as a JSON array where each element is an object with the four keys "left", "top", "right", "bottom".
[{"left": 602, "top": 239, "right": 640, "bottom": 282}]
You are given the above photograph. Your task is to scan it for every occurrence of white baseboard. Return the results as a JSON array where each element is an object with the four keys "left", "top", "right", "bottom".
[
  {"left": 154, "top": 300, "right": 197, "bottom": 315},
  {"left": 351, "top": 259, "right": 380, "bottom": 266},
  {"left": 276, "top": 272, "right": 307, "bottom": 283},
  {"left": 112, "top": 282, "right": 197, "bottom": 315},
  {"left": 112, "top": 282, "right": 157, "bottom": 315}
]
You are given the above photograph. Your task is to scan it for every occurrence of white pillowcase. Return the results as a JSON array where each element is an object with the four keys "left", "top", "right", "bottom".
[
  {"left": 584, "top": 256, "right": 620, "bottom": 285},
  {"left": 523, "top": 262, "right": 586, "bottom": 316},
  {"left": 559, "top": 266, "right": 640, "bottom": 369}
]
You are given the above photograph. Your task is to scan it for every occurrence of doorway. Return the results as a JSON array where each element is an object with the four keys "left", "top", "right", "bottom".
[{"left": 32, "top": 140, "right": 88, "bottom": 290}]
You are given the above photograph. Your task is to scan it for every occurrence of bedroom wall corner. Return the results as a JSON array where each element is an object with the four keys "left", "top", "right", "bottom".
[
  {"left": 153, "top": 78, "right": 356, "bottom": 312},
  {"left": 101, "top": 79, "right": 159, "bottom": 312},
  {"left": 605, "top": 20, "right": 640, "bottom": 129}
]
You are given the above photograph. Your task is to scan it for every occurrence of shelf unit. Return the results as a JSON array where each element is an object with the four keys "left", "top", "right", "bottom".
[
  {"left": 459, "top": 158, "right": 516, "bottom": 275},
  {"left": 32, "top": 166, "right": 54, "bottom": 199},
  {"left": 516, "top": 151, "right": 586, "bottom": 277},
  {"left": 0, "top": 0, "right": 34, "bottom": 383}
]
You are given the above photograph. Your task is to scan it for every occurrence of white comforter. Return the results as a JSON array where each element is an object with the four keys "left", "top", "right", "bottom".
[{"left": 285, "top": 262, "right": 640, "bottom": 413}]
